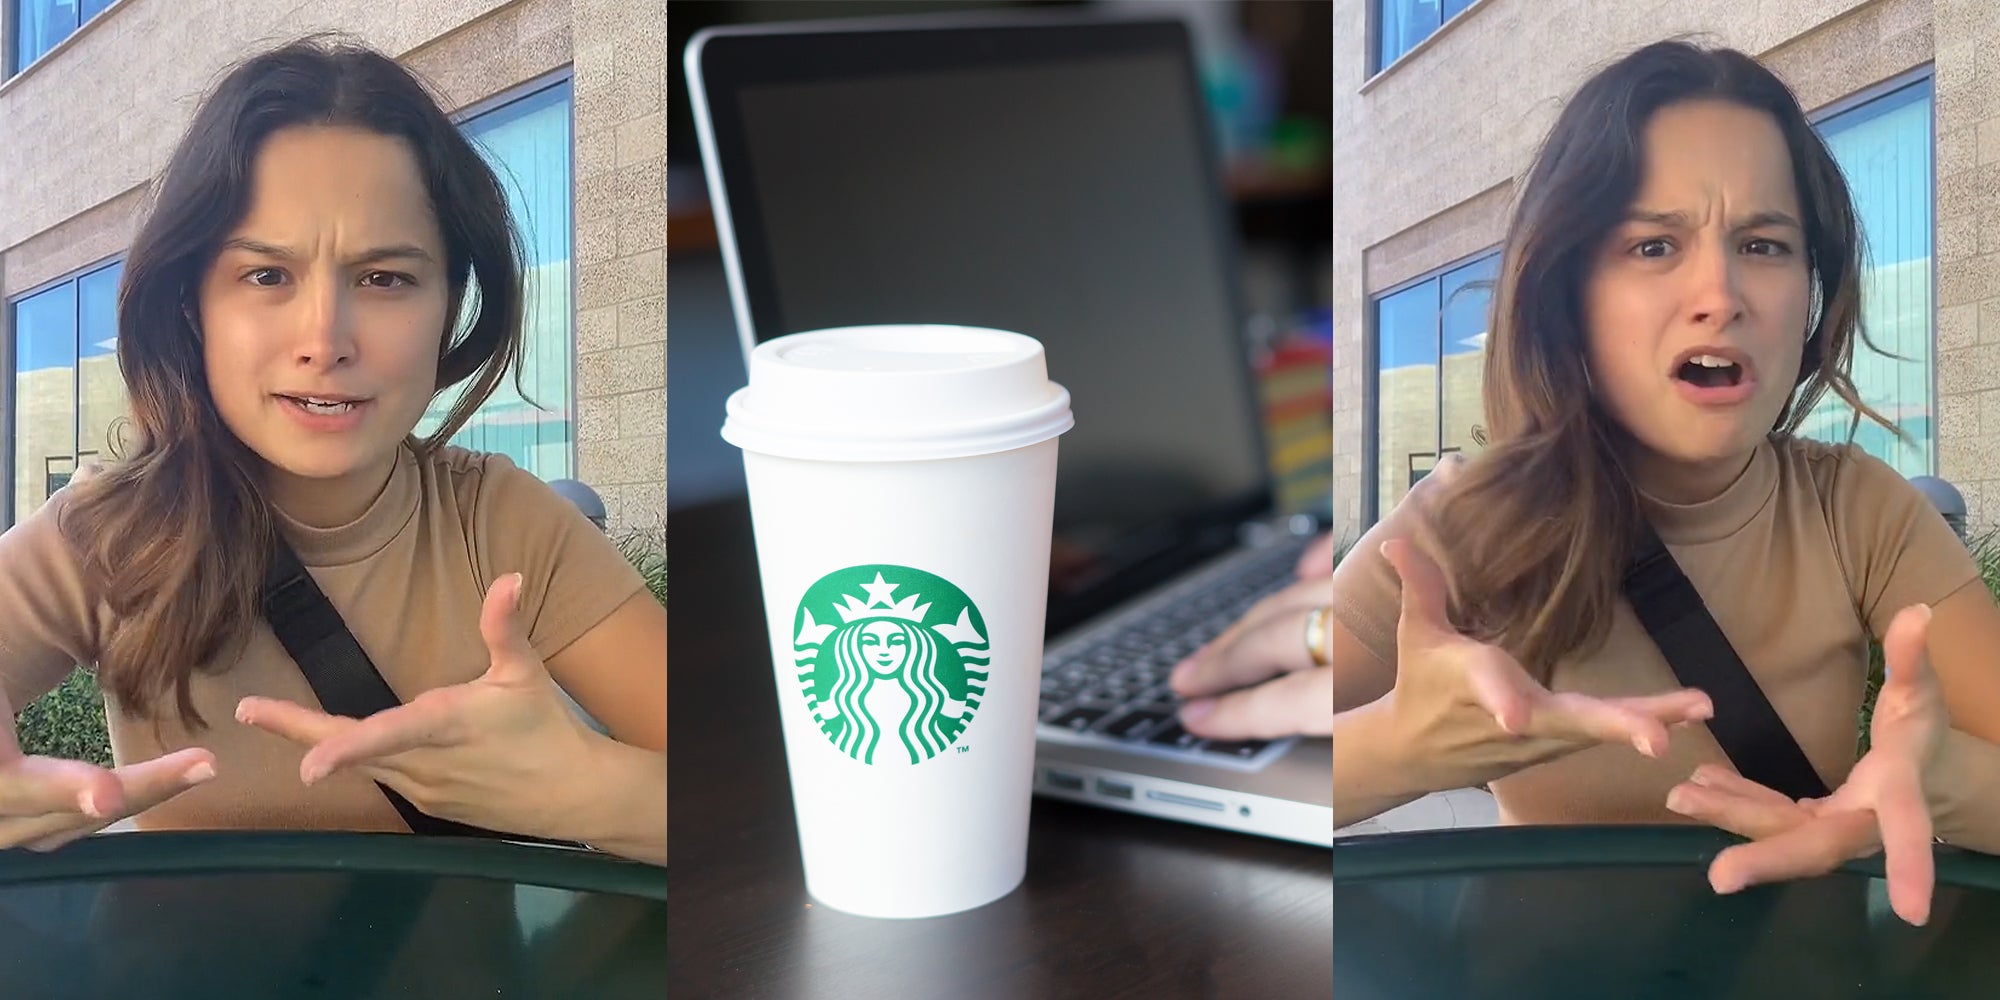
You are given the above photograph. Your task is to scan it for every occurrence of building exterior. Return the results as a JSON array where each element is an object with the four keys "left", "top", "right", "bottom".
[
  {"left": 1331, "top": 0, "right": 1997, "bottom": 541},
  {"left": 0, "top": 0, "right": 666, "bottom": 532}
]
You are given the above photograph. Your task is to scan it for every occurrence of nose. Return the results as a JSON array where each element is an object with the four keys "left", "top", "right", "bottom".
[
  {"left": 1685, "top": 237, "right": 1746, "bottom": 329},
  {"left": 293, "top": 277, "right": 357, "bottom": 370}
]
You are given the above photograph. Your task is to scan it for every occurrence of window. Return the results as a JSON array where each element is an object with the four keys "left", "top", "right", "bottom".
[
  {"left": 1374, "top": 0, "right": 1479, "bottom": 74},
  {"left": 1372, "top": 250, "right": 1498, "bottom": 516},
  {"left": 8, "top": 259, "right": 123, "bottom": 523},
  {"left": 11, "top": 0, "right": 116, "bottom": 78},
  {"left": 1797, "top": 76, "right": 1935, "bottom": 477},
  {"left": 418, "top": 77, "right": 575, "bottom": 481}
]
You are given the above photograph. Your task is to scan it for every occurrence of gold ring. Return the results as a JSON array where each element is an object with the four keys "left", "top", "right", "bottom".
[{"left": 1305, "top": 605, "right": 1331, "bottom": 666}]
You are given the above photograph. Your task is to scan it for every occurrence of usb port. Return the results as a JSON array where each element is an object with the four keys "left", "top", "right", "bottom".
[
  {"left": 1095, "top": 778, "right": 1134, "bottom": 801},
  {"left": 1046, "top": 769, "right": 1085, "bottom": 792}
]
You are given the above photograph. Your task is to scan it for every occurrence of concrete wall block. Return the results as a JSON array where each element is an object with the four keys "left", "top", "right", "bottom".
[
  {"left": 578, "top": 435, "right": 666, "bottom": 486},
  {"left": 577, "top": 304, "right": 619, "bottom": 355},
  {"left": 618, "top": 194, "right": 670, "bottom": 258},
  {"left": 1936, "top": 0, "right": 1999, "bottom": 43},
  {"left": 1936, "top": 343, "right": 2000, "bottom": 396},
  {"left": 577, "top": 400, "right": 620, "bottom": 442},
  {"left": 1977, "top": 388, "right": 2000, "bottom": 438},
  {"left": 617, "top": 294, "right": 666, "bottom": 347},
  {"left": 1936, "top": 161, "right": 1999, "bottom": 225},
  {"left": 617, "top": 388, "right": 666, "bottom": 439},
  {"left": 577, "top": 341, "right": 666, "bottom": 398},
  {"left": 1941, "top": 303, "right": 1981, "bottom": 354},
  {"left": 615, "top": 112, "right": 668, "bottom": 170},
  {"left": 575, "top": 125, "right": 618, "bottom": 182},
  {"left": 1979, "top": 119, "right": 2000, "bottom": 168},
  {"left": 1980, "top": 300, "right": 2000, "bottom": 344},
  {"left": 1941, "top": 391, "right": 1979, "bottom": 440},
  {"left": 574, "top": 209, "right": 620, "bottom": 269}
]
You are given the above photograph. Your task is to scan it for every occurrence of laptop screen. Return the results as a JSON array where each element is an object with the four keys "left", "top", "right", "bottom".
[{"left": 695, "top": 20, "right": 1272, "bottom": 635}]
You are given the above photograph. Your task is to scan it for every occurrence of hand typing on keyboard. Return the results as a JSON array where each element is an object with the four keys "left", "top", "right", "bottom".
[{"left": 1167, "top": 532, "right": 1336, "bottom": 740}]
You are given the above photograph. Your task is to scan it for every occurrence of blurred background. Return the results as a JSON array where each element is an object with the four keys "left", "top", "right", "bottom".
[{"left": 667, "top": 0, "right": 1332, "bottom": 517}]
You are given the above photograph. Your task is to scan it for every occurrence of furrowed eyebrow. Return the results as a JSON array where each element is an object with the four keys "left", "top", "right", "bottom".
[
  {"left": 1623, "top": 209, "right": 1803, "bottom": 233},
  {"left": 220, "top": 238, "right": 435, "bottom": 267}
]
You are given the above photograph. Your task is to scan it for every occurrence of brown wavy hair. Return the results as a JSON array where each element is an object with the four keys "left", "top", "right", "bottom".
[
  {"left": 57, "top": 36, "right": 525, "bottom": 727},
  {"left": 1428, "top": 40, "right": 1895, "bottom": 681}
]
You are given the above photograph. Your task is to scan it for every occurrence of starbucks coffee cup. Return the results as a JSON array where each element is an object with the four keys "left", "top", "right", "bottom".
[{"left": 722, "top": 325, "right": 1073, "bottom": 919}]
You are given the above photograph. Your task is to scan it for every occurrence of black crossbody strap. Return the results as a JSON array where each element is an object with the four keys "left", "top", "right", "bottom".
[
  {"left": 1622, "top": 522, "right": 1830, "bottom": 801},
  {"left": 261, "top": 538, "right": 533, "bottom": 842}
]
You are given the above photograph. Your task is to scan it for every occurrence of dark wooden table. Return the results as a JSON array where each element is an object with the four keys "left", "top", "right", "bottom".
[{"left": 666, "top": 498, "right": 1332, "bottom": 1000}]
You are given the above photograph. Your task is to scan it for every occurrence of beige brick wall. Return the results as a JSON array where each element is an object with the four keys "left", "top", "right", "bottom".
[
  {"left": 571, "top": 0, "right": 668, "bottom": 533},
  {"left": 1330, "top": 0, "right": 1951, "bottom": 540},
  {"left": 1931, "top": 0, "right": 2000, "bottom": 531}
]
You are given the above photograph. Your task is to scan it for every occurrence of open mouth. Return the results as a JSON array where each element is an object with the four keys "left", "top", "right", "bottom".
[{"left": 1674, "top": 355, "right": 1745, "bottom": 389}]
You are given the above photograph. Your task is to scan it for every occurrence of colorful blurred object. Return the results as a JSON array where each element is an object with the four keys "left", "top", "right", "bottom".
[{"left": 1257, "top": 310, "right": 1332, "bottom": 517}]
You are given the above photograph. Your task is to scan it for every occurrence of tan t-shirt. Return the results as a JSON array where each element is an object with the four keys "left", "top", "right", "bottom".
[
  {"left": 1332, "top": 436, "right": 1981, "bottom": 825},
  {"left": 0, "top": 444, "right": 647, "bottom": 832}
]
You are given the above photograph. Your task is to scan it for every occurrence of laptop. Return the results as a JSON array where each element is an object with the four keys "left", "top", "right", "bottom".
[{"left": 686, "top": 12, "right": 1332, "bottom": 847}]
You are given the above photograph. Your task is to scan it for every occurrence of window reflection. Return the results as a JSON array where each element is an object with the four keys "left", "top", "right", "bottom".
[
  {"left": 11, "top": 280, "right": 79, "bottom": 522},
  {"left": 1375, "top": 280, "right": 1440, "bottom": 517},
  {"left": 1799, "top": 77, "right": 1935, "bottom": 476},
  {"left": 1376, "top": 0, "right": 1442, "bottom": 71},
  {"left": 419, "top": 78, "right": 576, "bottom": 480},
  {"left": 1376, "top": 0, "right": 1481, "bottom": 73},
  {"left": 77, "top": 263, "right": 128, "bottom": 468},
  {"left": 1373, "top": 251, "right": 1498, "bottom": 519},
  {"left": 1440, "top": 255, "right": 1497, "bottom": 460}
]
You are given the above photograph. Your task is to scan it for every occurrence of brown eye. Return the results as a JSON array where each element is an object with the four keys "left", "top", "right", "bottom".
[
  {"left": 243, "top": 268, "right": 286, "bottom": 287},
  {"left": 1744, "top": 238, "right": 1793, "bottom": 257},
  {"left": 360, "top": 271, "right": 415, "bottom": 289},
  {"left": 1632, "top": 238, "right": 1675, "bottom": 259}
]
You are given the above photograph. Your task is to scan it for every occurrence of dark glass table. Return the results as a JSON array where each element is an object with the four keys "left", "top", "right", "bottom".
[
  {"left": 1336, "top": 825, "right": 2000, "bottom": 999},
  {"left": 0, "top": 831, "right": 666, "bottom": 999}
]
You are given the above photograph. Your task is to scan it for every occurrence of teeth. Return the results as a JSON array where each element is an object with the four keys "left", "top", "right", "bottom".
[
  {"left": 1687, "top": 355, "right": 1736, "bottom": 369},
  {"left": 294, "top": 397, "right": 354, "bottom": 412}
]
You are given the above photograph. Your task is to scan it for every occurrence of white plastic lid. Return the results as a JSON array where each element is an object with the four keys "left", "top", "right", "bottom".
[{"left": 721, "top": 325, "right": 1074, "bottom": 462}]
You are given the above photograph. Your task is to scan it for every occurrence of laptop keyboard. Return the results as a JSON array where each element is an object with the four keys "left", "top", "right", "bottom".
[{"left": 1038, "top": 537, "right": 1315, "bottom": 766}]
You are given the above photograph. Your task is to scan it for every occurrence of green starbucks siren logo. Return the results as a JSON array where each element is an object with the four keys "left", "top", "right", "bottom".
[{"left": 793, "top": 565, "right": 990, "bottom": 765}]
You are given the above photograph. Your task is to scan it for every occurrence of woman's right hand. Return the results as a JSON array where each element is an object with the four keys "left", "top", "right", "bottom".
[
  {"left": 1378, "top": 537, "right": 1714, "bottom": 782},
  {"left": 0, "top": 710, "right": 214, "bottom": 852}
]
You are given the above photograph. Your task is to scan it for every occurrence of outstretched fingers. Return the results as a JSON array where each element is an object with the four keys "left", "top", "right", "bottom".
[
  {"left": 1707, "top": 807, "right": 1880, "bottom": 896},
  {"left": 297, "top": 696, "right": 459, "bottom": 785}
]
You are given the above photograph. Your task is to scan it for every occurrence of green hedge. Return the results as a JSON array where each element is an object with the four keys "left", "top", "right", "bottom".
[
  {"left": 14, "top": 524, "right": 670, "bottom": 768},
  {"left": 15, "top": 668, "right": 112, "bottom": 767}
]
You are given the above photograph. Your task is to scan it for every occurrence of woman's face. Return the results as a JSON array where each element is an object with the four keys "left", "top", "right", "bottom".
[
  {"left": 197, "top": 125, "right": 449, "bottom": 494},
  {"left": 1582, "top": 99, "right": 1811, "bottom": 495},
  {"left": 859, "top": 621, "right": 911, "bottom": 676}
]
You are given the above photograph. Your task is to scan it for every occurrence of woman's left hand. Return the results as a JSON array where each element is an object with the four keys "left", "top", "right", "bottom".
[
  {"left": 1665, "top": 603, "right": 1947, "bottom": 926},
  {"left": 236, "top": 572, "right": 601, "bottom": 841}
]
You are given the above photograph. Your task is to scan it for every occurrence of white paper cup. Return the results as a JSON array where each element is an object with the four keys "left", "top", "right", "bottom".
[{"left": 723, "top": 325, "right": 1072, "bottom": 919}]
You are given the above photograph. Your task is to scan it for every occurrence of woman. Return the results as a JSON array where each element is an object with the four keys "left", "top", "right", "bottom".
[
  {"left": 0, "top": 37, "right": 665, "bottom": 864},
  {"left": 1187, "top": 40, "right": 2000, "bottom": 926}
]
